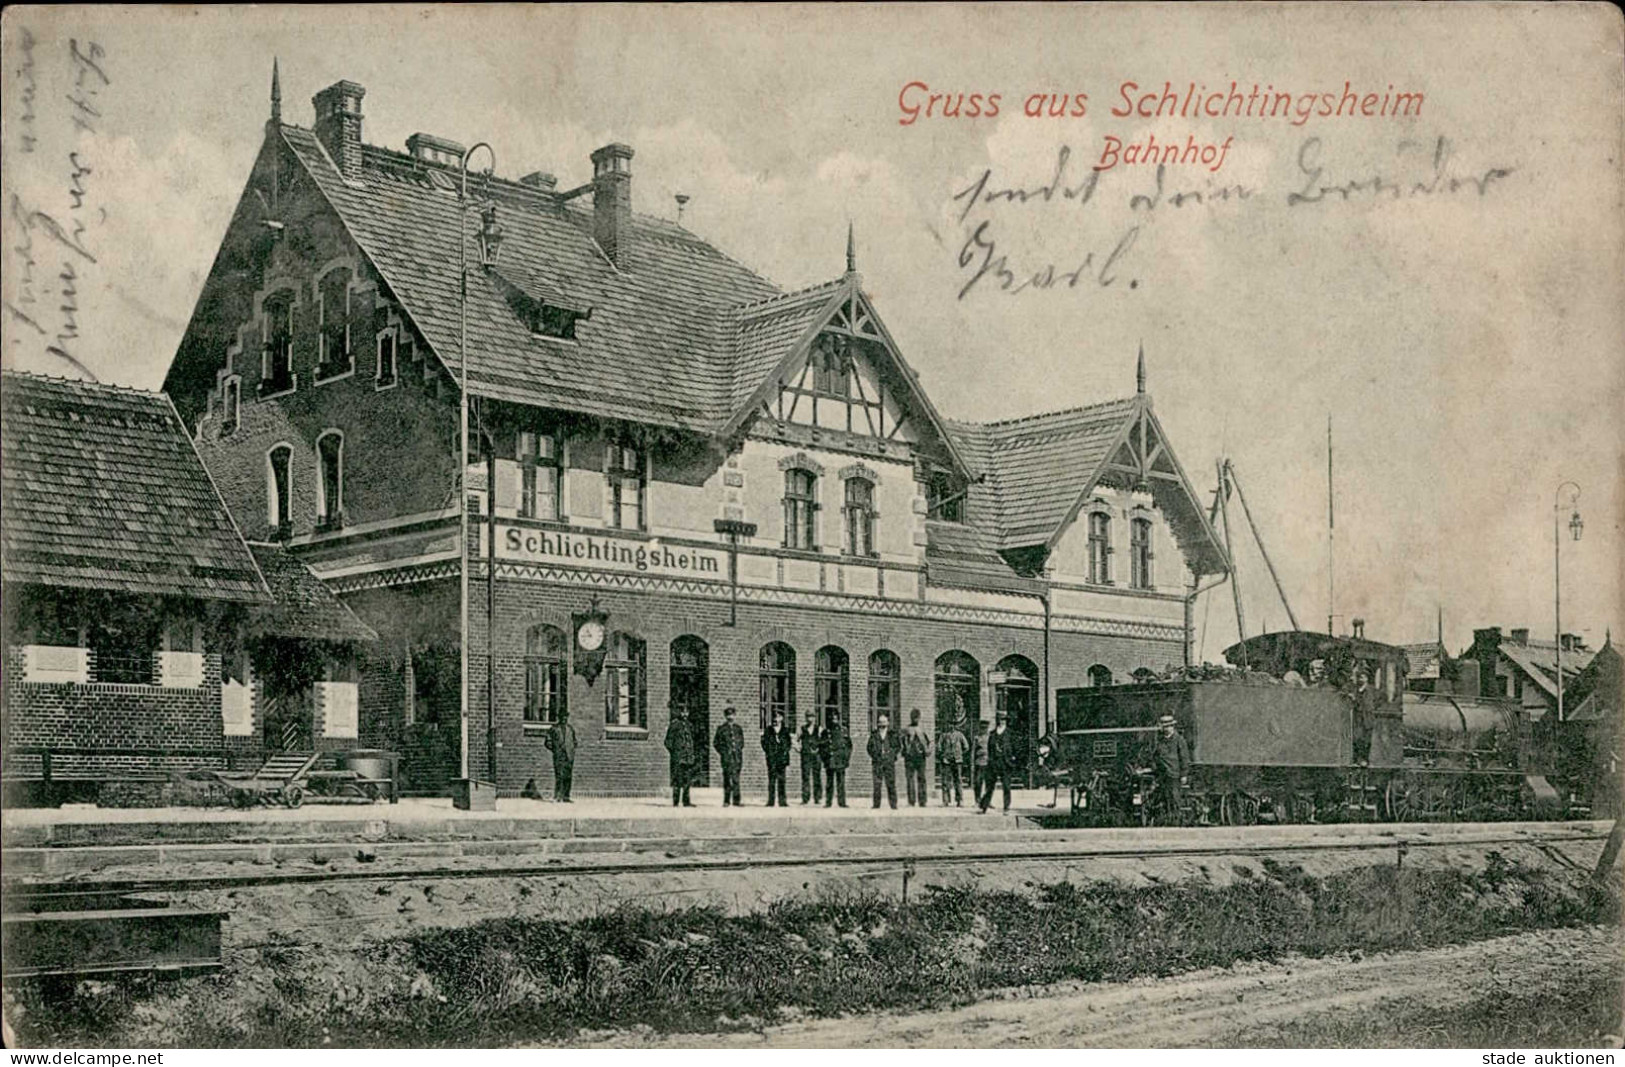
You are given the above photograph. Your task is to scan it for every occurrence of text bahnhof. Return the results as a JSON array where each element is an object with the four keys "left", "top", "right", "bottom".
[{"left": 896, "top": 79, "right": 1424, "bottom": 126}]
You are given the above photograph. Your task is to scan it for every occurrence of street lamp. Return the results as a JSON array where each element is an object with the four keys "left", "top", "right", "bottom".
[
  {"left": 458, "top": 142, "right": 497, "bottom": 788},
  {"left": 1554, "top": 480, "right": 1582, "bottom": 722}
]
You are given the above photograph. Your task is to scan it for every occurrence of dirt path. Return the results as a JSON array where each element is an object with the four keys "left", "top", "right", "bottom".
[{"left": 569, "top": 925, "right": 1622, "bottom": 1048}]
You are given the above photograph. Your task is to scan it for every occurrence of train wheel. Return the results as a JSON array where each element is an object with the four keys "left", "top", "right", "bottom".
[
  {"left": 1221, "top": 792, "right": 1259, "bottom": 826},
  {"left": 1384, "top": 779, "right": 1413, "bottom": 822}
]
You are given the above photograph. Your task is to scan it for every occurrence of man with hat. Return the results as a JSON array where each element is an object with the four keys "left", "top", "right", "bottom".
[
  {"left": 797, "top": 709, "right": 824, "bottom": 805},
  {"left": 1152, "top": 713, "right": 1192, "bottom": 824},
  {"left": 761, "top": 708, "right": 793, "bottom": 806},
  {"left": 664, "top": 704, "right": 696, "bottom": 807},
  {"left": 714, "top": 705, "right": 746, "bottom": 807},
  {"left": 822, "top": 711, "right": 852, "bottom": 807},
  {"left": 935, "top": 716, "right": 969, "bottom": 807},
  {"left": 901, "top": 708, "right": 932, "bottom": 807},
  {"left": 868, "top": 711, "right": 902, "bottom": 809},
  {"left": 979, "top": 710, "right": 1015, "bottom": 814}
]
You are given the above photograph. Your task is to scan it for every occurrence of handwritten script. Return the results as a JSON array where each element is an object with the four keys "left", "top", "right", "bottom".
[
  {"left": 4, "top": 33, "right": 110, "bottom": 377},
  {"left": 949, "top": 136, "right": 1514, "bottom": 300}
]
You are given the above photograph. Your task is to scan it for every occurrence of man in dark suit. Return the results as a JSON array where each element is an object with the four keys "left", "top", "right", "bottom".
[
  {"left": 761, "top": 709, "right": 792, "bottom": 806},
  {"left": 543, "top": 709, "right": 577, "bottom": 803},
  {"left": 664, "top": 706, "right": 695, "bottom": 807},
  {"left": 979, "top": 710, "right": 1014, "bottom": 814},
  {"left": 868, "top": 711, "right": 902, "bottom": 809},
  {"left": 714, "top": 704, "right": 745, "bottom": 807},
  {"left": 823, "top": 713, "right": 851, "bottom": 808},
  {"left": 798, "top": 710, "right": 824, "bottom": 805}
]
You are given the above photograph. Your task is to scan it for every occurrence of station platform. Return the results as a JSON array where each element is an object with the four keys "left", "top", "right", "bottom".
[{"left": 1, "top": 787, "right": 1055, "bottom": 850}]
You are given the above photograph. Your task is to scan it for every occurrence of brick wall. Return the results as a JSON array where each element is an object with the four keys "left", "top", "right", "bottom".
[
  {"left": 464, "top": 576, "right": 1184, "bottom": 797},
  {"left": 1, "top": 646, "right": 256, "bottom": 780}
]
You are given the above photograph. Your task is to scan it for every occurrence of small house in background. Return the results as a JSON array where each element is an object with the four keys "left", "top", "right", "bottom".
[
  {"left": 1, "top": 371, "right": 375, "bottom": 805},
  {"left": 1466, "top": 626, "right": 1594, "bottom": 721}
]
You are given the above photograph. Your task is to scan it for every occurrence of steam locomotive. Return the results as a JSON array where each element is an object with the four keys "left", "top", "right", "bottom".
[{"left": 1045, "top": 630, "right": 1569, "bottom": 825}]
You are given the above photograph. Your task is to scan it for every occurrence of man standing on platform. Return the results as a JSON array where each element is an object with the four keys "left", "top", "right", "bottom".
[
  {"left": 979, "top": 711, "right": 1014, "bottom": 814},
  {"left": 868, "top": 711, "right": 902, "bottom": 809},
  {"left": 902, "top": 708, "right": 932, "bottom": 807},
  {"left": 714, "top": 705, "right": 745, "bottom": 807},
  {"left": 798, "top": 710, "right": 824, "bottom": 805},
  {"left": 544, "top": 708, "right": 577, "bottom": 803},
  {"left": 972, "top": 718, "right": 991, "bottom": 811},
  {"left": 1153, "top": 713, "right": 1191, "bottom": 825},
  {"left": 664, "top": 705, "right": 695, "bottom": 807},
  {"left": 936, "top": 718, "right": 969, "bottom": 806},
  {"left": 823, "top": 712, "right": 851, "bottom": 808},
  {"left": 762, "top": 708, "right": 792, "bottom": 806}
]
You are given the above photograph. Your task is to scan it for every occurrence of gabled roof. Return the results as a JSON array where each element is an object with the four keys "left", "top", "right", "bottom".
[
  {"left": 1, "top": 372, "right": 270, "bottom": 603},
  {"left": 1499, "top": 640, "right": 1594, "bottom": 699},
  {"left": 1402, "top": 641, "right": 1448, "bottom": 680},
  {"left": 247, "top": 543, "right": 378, "bottom": 643},
  {"left": 279, "top": 127, "right": 780, "bottom": 433},
  {"left": 946, "top": 394, "right": 1228, "bottom": 575}
]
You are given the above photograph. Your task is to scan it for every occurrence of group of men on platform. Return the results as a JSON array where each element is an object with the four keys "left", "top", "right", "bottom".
[{"left": 663, "top": 704, "right": 1023, "bottom": 813}]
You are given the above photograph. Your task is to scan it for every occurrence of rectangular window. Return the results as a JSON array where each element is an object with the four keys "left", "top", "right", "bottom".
[
  {"left": 518, "top": 431, "right": 561, "bottom": 521},
  {"left": 1130, "top": 517, "right": 1154, "bottom": 590},
  {"left": 603, "top": 633, "right": 647, "bottom": 728},
  {"left": 1088, "top": 512, "right": 1112, "bottom": 585},
  {"left": 844, "top": 478, "right": 875, "bottom": 556},
  {"left": 221, "top": 377, "right": 240, "bottom": 436},
  {"left": 89, "top": 625, "right": 156, "bottom": 685},
  {"left": 784, "top": 469, "right": 818, "bottom": 550},
  {"left": 524, "top": 625, "right": 568, "bottom": 725},
  {"left": 927, "top": 472, "right": 964, "bottom": 523},
  {"left": 607, "top": 443, "right": 644, "bottom": 531}
]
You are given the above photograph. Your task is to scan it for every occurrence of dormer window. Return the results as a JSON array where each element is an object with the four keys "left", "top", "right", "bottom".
[{"left": 536, "top": 305, "right": 585, "bottom": 340}]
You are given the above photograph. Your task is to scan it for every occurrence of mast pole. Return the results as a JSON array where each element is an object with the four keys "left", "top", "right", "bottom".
[
  {"left": 1227, "top": 460, "right": 1300, "bottom": 631},
  {"left": 1216, "top": 459, "right": 1248, "bottom": 660},
  {"left": 1327, "top": 415, "right": 1335, "bottom": 635}
]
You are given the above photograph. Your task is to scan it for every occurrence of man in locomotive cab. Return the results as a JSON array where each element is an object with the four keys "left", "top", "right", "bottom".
[
  {"left": 1153, "top": 714, "right": 1191, "bottom": 824},
  {"left": 1352, "top": 670, "right": 1376, "bottom": 766}
]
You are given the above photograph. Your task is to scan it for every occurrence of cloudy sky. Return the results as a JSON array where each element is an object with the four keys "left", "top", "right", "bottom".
[{"left": 3, "top": 4, "right": 1620, "bottom": 658}]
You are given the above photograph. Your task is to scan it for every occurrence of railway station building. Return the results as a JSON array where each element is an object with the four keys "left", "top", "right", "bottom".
[{"left": 161, "top": 73, "right": 1230, "bottom": 798}]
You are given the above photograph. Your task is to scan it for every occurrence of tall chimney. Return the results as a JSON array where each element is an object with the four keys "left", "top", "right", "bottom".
[
  {"left": 313, "top": 80, "right": 366, "bottom": 178},
  {"left": 590, "top": 143, "right": 634, "bottom": 269}
]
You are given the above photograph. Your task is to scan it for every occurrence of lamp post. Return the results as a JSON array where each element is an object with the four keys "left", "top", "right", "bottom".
[
  {"left": 458, "top": 143, "right": 499, "bottom": 787},
  {"left": 1554, "top": 480, "right": 1583, "bottom": 722}
]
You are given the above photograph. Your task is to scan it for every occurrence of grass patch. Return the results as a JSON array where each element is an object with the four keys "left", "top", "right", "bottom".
[{"left": 7, "top": 853, "right": 1619, "bottom": 1047}]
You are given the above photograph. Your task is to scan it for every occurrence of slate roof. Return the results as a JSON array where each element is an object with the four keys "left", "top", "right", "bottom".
[
  {"left": 923, "top": 520, "right": 1044, "bottom": 595},
  {"left": 280, "top": 128, "right": 780, "bottom": 433},
  {"left": 729, "top": 280, "right": 848, "bottom": 413},
  {"left": 1500, "top": 640, "right": 1594, "bottom": 698},
  {"left": 0, "top": 372, "right": 270, "bottom": 603},
  {"left": 948, "top": 399, "right": 1139, "bottom": 548},
  {"left": 246, "top": 543, "right": 378, "bottom": 643}
]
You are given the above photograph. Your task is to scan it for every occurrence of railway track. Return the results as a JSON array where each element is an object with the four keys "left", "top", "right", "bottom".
[{"left": 6, "top": 822, "right": 1608, "bottom": 904}]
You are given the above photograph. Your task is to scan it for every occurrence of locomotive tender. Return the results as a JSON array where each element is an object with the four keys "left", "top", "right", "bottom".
[{"left": 1050, "top": 630, "right": 1563, "bottom": 824}]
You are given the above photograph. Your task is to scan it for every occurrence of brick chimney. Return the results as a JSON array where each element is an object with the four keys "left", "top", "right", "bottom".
[
  {"left": 590, "top": 143, "right": 634, "bottom": 269},
  {"left": 520, "top": 171, "right": 558, "bottom": 192},
  {"left": 313, "top": 80, "right": 366, "bottom": 177},
  {"left": 1509, "top": 628, "right": 1529, "bottom": 646}
]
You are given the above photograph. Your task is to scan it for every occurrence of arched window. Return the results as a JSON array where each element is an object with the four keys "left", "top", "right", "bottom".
[
  {"left": 1130, "top": 516, "right": 1154, "bottom": 590},
  {"left": 221, "top": 376, "right": 241, "bottom": 437},
  {"left": 844, "top": 477, "right": 876, "bottom": 557},
  {"left": 317, "top": 268, "right": 352, "bottom": 379},
  {"left": 603, "top": 632, "right": 646, "bottom": 728},
  {"left": 783, "top": 469, "right": 818, "bottom": 550},
  {"left": 267, "top": 444, "right": 293, "bottom": 534},
  {"left": 260, "top": 291, "right": 295, "bottom": 395},
  {"left": 867, "top": 649, "right": 900, "bottom": 730},
  {"left": 316, "top": 431, "right": 344, "bottom": 529},
  {"left": 814, "top": 645, "right": 849, "bottom": 730},
  {"left": 523, "top": 624, "right": 568, "bottom": 725},
  {"left": 760, "top": 642, "right": 797, "bottom": 730},
  {"left": 1088, "top": 663, "right": 1114, "bottom": 688},
  {"left": 994, "top": 655, "right": 1039, "bottom": 783},
  {"left": 671, "top": 636, "right": 711, "bottom": 780},
  {"left": 934, "top": 650, "right": 980, "bottom": 735},
  {"left": 1088, "top": 511, "right": 1112, "bottom": 585}
]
